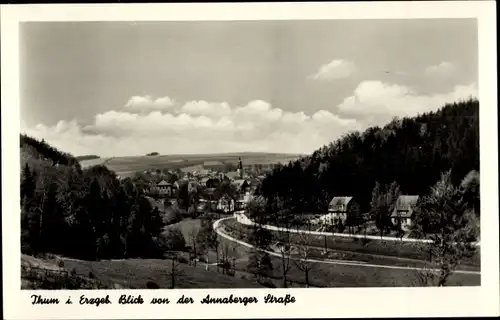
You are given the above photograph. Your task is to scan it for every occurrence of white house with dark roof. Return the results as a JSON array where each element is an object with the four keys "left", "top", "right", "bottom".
[
  {"left": 310, "top": 196, "right": 357, "bottom": 225},
  {"left": 232, "top": 179, "right": 250, "bottom": 194},
  {"left": 391, "top": 195, "right": 419, "bottom": 231},
  {"left": 149, "top": 180, "right": 177, "bottom": 197}
]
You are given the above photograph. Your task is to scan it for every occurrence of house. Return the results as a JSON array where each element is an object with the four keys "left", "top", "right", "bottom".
[
  {"left": 200, "top": 177, "right": 219, "bottom": 189},
  {"left": 226, "top": 171, "right": 240, "bottom": 180},
  {"left": 391, "top": 195, "right": 419, "bottom": 231},
  {"left": 149, "top": 180, "right": 177, "bottom": 197},
  {"left": 232, "top": 179, "right": 250, "bottom": 194},
  {"left": 157, "top": 180, "right": 177, "bottom": 197},
  {"left": 235, "top": 193, "right": 253, "bottom": 211},
  {"left": 311, "top": 196, "right": 357, "bottom": 225},
  {"left": 217, "top": 195, "right": 235, "bottom": 213},
  {"left": 197, "top": 199, "right": 218, "bottom": 213}
]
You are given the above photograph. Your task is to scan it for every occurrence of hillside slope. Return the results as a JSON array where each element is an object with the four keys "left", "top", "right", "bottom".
[
  {"left": 261, "top": 98, "right": 479, "bottom": 212},
  {"left": 21, "top": 254, "right": 262, "bottom": 289}
]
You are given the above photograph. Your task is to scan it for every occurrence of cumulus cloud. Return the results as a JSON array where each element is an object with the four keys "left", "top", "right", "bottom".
[
  {"left": 124, "top": 95, "right": 175, "bottom": 111},
  {"left": 180, "top": 100, "right": 232, "bottom": 118},
  {"left": 337, "top": 80, "right": 477, "bottom": 127},
  {"left": 310, "top": 59, "right": 356, "bottom": 81},
  {"left": 23, "top": 80, "right": 477, "bottom": 157},
  {"left": 425, "top": 61, "right": 456, "bottom": 76},
  {"left": 24, "top": 98, "right": 361, "bottom": 157}
]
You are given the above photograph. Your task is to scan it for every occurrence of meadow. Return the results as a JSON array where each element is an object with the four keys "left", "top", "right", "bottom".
[
  {"left": 21, "top": 253, "right": 262, "bottom": 289},
  {"left": 217, "top": 219, "right": 480, "bottom": 287},
  {"left": 79, "top": 152, "right": 303, "bottom": 177}
]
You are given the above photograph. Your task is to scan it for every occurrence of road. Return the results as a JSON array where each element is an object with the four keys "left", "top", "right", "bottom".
[
  {"left": 213, "top": 217, "right": 480, "bottom": 276},
  {"left": 233, "top": 212, "right": 481, "bottom": 247}
]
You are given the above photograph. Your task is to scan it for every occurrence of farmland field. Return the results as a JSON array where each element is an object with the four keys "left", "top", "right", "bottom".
[{"left": 79, "top": 152, "right": 303, "bottom": 177}]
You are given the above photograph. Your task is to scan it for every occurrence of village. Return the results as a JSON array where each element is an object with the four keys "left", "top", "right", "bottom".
[{"left": 139, "top": 157, "right": 422, "bottom": 239}]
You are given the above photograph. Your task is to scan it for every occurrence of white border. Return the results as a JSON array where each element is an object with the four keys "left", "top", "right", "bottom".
[{"left": 1, "top": 2, "right": 498, "bottom": 319}]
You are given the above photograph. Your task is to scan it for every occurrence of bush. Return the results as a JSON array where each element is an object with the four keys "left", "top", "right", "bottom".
[
  {"left": 88, "top": 271, "right": 95, "bottom": 279},
  {"left": 164, "top": 206, "right": 182, "bottom": 225},
  {"left": 146, "top": 281, "right": 160, "bottom": 289},
  {"left": 177, "top": 256, "right": 188, "bottom": 264},
  {"left": 259, "top": 278, "right": 276, "bottom": 288},
  {"left": 58, "top": 260, "right": 65, "bottom": 268},
  {"left": 198, "top": 256, "right": 208, "bottom": 263},
  {"left": 70, "top": 268, "right": 77, "bottom": 276},
  {"left": 159, "top": 226, "right": 186, "bottom": 251}
]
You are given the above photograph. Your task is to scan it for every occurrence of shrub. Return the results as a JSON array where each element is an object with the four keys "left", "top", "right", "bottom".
[
  {"left": 70, "top": 268, "right": 77, "bottom": 276},
  {"left": 259, "top": 279, "right": 276, "bottom": 288},
  {"left": 177, "top": 256, "right": 188, "bottom": 264},
  {"left": 164, "top": 206, "right": 182, "bottom": 225},
  {"left": 88, "top": 271, "right": 95, "bottom": 279},
  {"left": 146, "top": 281, "right": 160, "bottom": 289},
  {"left": 159, "top": 226, "right": 186, "bottom": 252},
  {"left": 198, "top": 256, "right": 208, "bottom": 263}
]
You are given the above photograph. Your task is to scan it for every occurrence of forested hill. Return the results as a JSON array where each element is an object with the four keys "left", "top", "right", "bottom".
[
  {"left": 21, "top": 135, "right": 165, "bottom": 261},
  {"left": 20, "top": 134, "right": 80, "bottom": 169},
  {"left": 260, "top": 98, "right": 479, "bottom": 213}
]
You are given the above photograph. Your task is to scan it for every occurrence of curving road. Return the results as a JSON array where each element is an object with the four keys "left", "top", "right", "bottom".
[{"left": 213, "top": 217, "right": 480, "bottom": 276}]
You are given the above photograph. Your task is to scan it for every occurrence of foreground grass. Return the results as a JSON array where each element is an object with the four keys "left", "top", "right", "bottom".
[
  {"left": 21, "top": 254, "right": 262, "bottom": 289},
  {"left": 218, "top": 221, "right": 480, "bottom": 287},
  {"left": 222, "top": 219, "right": 480, "bottom": 268}
]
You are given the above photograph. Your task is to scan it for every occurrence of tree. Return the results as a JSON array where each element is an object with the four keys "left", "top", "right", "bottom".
[
  {"left": 159, "top": 226, "right": 186, "bottom": 252},
  {"left": 258, "top": 252, "right": 273, "bottom": 279},
  {"left": 293, "top": 232, "right": 317, "bottom": 288},
  {"left": 21, "top": 163, "right": 36, "bottom": 203},
  {"left": 412, "top": 171, "right": 479, "bottom": 286},
  {"left": 187, "top": 227, "right": 200, "bottom": 266},
  {"left": 370, "top": 181, "right": 400, "bottom": 237},
  {"left": 460, "top": 170, "right": 480, "bottom": 217},
  {"left": 164, "top": 251, "right": 184, "bottom": 289},
  {"left": 246, "top": 195, "right": 268, "bottom": 225},
  {"left": 275, "top": 221, "right": 292, "bottom": 288},
  {"left": 345, "top": 202, "right": 361, "bottom": 235},
  {"left": 196, "top": 219, "right": 218, "bottom": 270},
  {"left": 220, "top": 242, "right": 234, "bottom": 275},
  {"left": 248, "top": 226, "right": 272, "bottom": 249},
  {"left": 247, "top": 250, "right": 273, "bottom": 282}
]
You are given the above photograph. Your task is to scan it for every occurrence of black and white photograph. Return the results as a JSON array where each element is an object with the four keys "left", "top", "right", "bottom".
[{"left": 2, "top": 2, "right": 498, "bottom": 319}]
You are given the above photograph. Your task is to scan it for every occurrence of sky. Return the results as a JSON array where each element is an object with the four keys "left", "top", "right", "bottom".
[{"left": 20, "top": 19, "right": 478, "bottom": 157}]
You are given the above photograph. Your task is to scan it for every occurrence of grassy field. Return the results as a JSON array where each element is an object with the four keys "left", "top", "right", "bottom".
[
  {"left": 221, "top": 219, "right": 480, "bottom": 268},
  {"left": 217, "top": 220, "right": 480, "bottom": 287},
  {"left": 79, "top": 152, "right": 303, "bottom": 177},
  {"left": 21, "top": 253, "right": 262, "bottom": 289}
]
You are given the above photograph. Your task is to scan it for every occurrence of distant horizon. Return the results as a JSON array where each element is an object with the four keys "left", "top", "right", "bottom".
[{"left": 76, "top": 150, "right": 307, "bottom": 160}]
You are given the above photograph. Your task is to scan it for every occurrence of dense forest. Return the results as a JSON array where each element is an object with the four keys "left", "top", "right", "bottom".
[
  {"left": 20, "top": 135, "right": 166, "bottom": 260},
  {"left": 260, "top": 98, "right": 479, "bottom": 214}
]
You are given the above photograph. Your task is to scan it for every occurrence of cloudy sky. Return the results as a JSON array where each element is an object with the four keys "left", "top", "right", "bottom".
[{"left": 20, "top": 19, "right": 478, "bottom": 157}]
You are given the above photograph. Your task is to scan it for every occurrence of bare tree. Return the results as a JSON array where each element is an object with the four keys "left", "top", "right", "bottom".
[
  {"left": 275, "top": 227, "right": 292, "bottom": 288},
  {"left": 220, "top": 241, "right": 235, "bottom": 275},
  {"left": 165, "top": 251, "right": 185, "bottom": 289},
  {"left": 187, "top": 228, "right": 199, "bottom": 266},
  {"left": 292, "top": 232, "right": 317, "bottom": 288}
]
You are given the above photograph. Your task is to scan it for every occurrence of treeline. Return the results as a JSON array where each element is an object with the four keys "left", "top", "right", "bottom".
[
  {"left": 20, "top": 136, "right": 168, "bottom": 260},
  {"left": 20, "top": 134, "right": 80, "bottom": 168},
  {"left": 260, "top": 98, "right": 479, "bottom": 214},
  {"left": 75, "top": 155, "right": 100, "bottom": 161}
]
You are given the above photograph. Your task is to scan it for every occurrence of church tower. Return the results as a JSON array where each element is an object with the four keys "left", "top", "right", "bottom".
[{"left": 237, "top": 157, "right": 243, "bottom": 179}]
